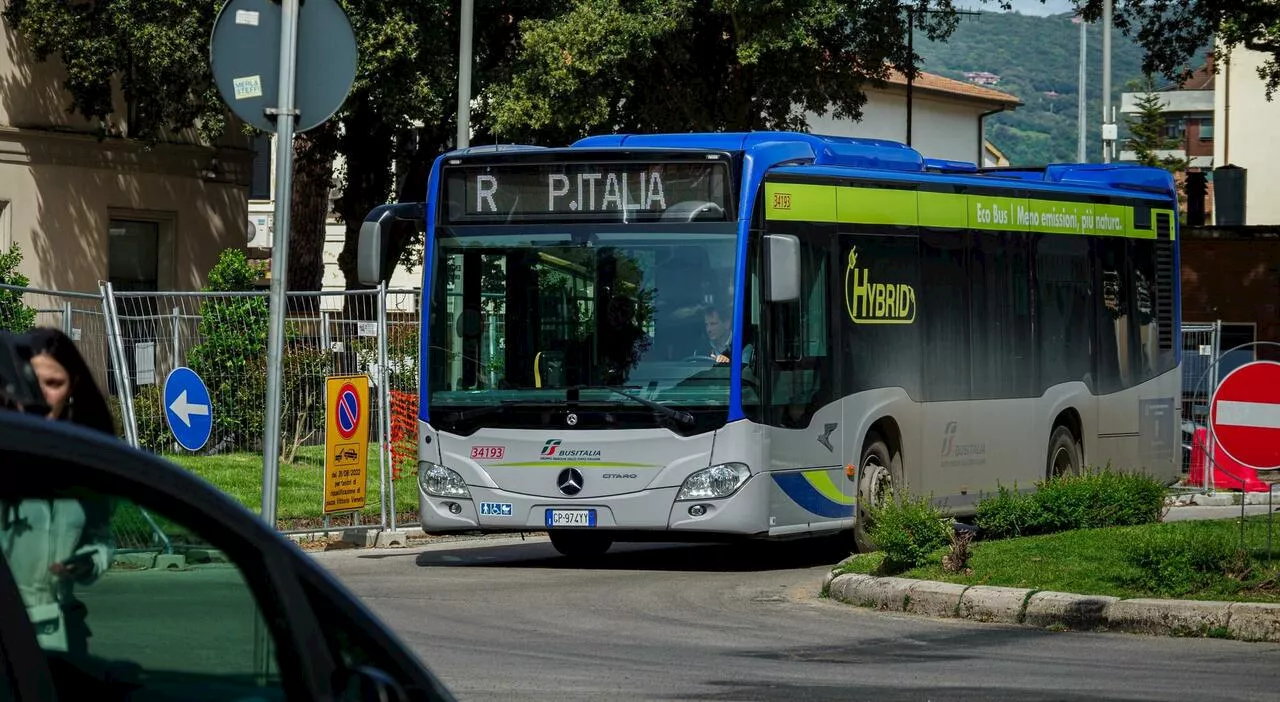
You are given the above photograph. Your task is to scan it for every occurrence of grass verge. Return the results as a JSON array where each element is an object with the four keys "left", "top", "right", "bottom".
[
  {"left": 836, "top": 515, "right": 1280, "bottom": 604},
  {"left": 159, "top": 444, "right": 419, "bottom": 530}
]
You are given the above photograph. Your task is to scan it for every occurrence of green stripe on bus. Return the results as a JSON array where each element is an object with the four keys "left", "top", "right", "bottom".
[
  {"left": 837, "top": 187, "right": 918, "bottom": 226},
  {"left": 766, "top": 181, "right": 1161, "bottom": 239},
  {"left": 803, "top": 469, "right": 855, "bottom": 506},
  {"left": 919, "top": 192, "right": 967, "bottom": 228},
  {"left": 765, "top": 182, "right": 837, "bottom": 221}
]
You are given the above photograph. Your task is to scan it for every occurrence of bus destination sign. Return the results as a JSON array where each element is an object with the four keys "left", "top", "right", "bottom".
[{"left": 444, "top": 161, "right": 730, "bottom": 222}]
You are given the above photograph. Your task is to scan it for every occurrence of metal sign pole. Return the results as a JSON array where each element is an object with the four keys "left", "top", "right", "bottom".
[{"left": 261, "top": 0, "right": 301, "bottom": 527}]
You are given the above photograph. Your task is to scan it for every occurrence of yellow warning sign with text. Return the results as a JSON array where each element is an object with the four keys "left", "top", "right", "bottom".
[{"left": 324, "top": 374, "right": 370, "bottom": 515}]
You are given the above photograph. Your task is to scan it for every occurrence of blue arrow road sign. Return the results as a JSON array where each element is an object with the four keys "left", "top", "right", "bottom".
[{"left": 164, "top": 367, "right": 213, "bottom": 451}]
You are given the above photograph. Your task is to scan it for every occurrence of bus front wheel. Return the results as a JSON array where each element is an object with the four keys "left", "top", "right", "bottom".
[
  {"left": 549, "top": 530, "right": 614, "bottom": 558},
  {"left": 854, "top": 431, "right": 902, "bottom": 553}
]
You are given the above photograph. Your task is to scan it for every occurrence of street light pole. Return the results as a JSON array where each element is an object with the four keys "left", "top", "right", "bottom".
[
  {"left": 456, "top": 0, "right": 474, "bottom": 149},
  {"left": 906, "top": 8, "right": 914, "bottom": 147},
  {"left": 1101, "top": 0, "right": 1114, "bottom": 163}
]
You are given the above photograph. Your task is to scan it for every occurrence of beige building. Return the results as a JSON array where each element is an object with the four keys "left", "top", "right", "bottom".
[
  {"left": 0, "top": 11, "right": 254, "bottom": 295},
  {"left": 1213, "top": 45, "right": 1280, "bottom": 226},
  {"left": 983, "top": 140, "right": 1011, "bottom": 167}
]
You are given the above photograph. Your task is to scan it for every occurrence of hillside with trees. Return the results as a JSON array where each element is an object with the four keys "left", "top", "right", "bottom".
[{"left": 914, "top": 11, "right": 1212, "bottom": 166}]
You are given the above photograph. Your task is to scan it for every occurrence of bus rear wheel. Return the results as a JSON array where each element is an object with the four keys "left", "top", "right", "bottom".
[
  {"left": 854, "top": 431, "right": 902, "bottom": 553},
  {"left": 548, "top": 530, "right": 613, "bottom": 558},
  {"left": 1047, "top": 425, "right": 1081, "bottom": 478}
]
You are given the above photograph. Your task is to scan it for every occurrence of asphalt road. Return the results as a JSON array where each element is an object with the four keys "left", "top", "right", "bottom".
[{"left": 315, "top": 534, "right": 1280, "bottom": 702}]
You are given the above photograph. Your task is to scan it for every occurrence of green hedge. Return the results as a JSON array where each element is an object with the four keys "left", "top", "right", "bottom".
[{"left": 975, "top": 466, "right": 1166, "bottom": 539}]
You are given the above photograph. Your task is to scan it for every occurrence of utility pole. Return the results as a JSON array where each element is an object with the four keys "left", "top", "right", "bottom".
[{"left": 1075, "top": 14, "right": 1087, "bottom": 163}]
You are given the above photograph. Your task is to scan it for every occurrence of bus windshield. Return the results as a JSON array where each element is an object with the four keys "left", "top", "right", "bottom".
[{"left": 426, "top": 223, "right": 740, "bottom": 434}]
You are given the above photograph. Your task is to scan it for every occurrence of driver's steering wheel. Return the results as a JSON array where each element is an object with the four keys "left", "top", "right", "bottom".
[{"left": 681, "top": 354, "right": 719, "bottom": 365}]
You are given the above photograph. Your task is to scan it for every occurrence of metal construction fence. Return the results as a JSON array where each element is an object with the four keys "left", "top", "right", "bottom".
[
  {"left": 6, "top": 283, "right": 1259, "bottom": 534},
  {"left": 1177, "top": 321, "right": 1277, "bottom": 495},
  {"left": 1180, "top": 321, "right": 1222, "bottom": 492},
  {"left": 1, "top": 282, "right": 424, "bottom": 538}
]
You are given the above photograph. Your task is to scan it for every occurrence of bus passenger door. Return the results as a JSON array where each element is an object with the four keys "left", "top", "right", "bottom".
[{"left": 755, "top": 222, "right": 851, "bottom": 534}]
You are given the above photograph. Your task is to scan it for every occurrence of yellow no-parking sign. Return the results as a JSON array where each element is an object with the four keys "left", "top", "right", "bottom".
[{"left": 324, "top": 374, "right": 370, "bottom": 515}]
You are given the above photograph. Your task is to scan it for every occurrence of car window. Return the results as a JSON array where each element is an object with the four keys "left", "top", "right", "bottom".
[{"left": 0, "top": 488, "right": 286, "bottom": 701}]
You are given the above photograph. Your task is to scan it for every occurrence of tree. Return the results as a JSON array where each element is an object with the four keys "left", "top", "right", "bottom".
[
  {"left": 1, "top": 0, "right": 225, "bottom": 143},
  {"left": 333, "top": 0, "right": 558, "bottom": 295},
  {"left": 0, "top": 243, "right": 36, "bottom": 333},
  {"left": 0, "top": 0, "right": 458, "bottom": 296},
  {"left": 1124, "top": 77, "right": 1189, "bottom": 172},
  {"left": 186, "top": 249, "right": 268, "bottom": 451},
  {"left": 1071, "top": 0, "right": 1280, "bottom": 99},
  {"left": 485, "top": 0, "right": 964, "bottom": 141}
]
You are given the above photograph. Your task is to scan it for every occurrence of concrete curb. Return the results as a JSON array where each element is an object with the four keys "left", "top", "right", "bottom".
[{"left": 823, "top": 571, "right": 1280, "bottom": 642}]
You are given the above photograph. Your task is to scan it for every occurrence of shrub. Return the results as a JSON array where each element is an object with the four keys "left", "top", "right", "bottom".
[
  {"left": 132, "top": 384, "right": 173, "bottom": 452},
  {"left": 0, "top": 242, "right": 35, "bottom": 332},
  {"left": 186, "top": 249, "right": 268, "bottom": 449},
  {"left": 278, "top": 342, "right": 331, "bottom": 464},
  {"left": 942, "top": 528, "right": 975, "bottom": 574},
  {"left": 1126, "top": 528, "right": 1252, "bottom": 597},
  {"left": 975, "top": 466, "right": 1167, "bottom": 539},
  {"left": 973, "top": 482, "right": 1041, "bottom": 539},
  {"left": 868, "top": 490, "right": 951, "bottom": 572},
  {"left": 1033, "top": 465, "right": 1166, "bottom": 532}
]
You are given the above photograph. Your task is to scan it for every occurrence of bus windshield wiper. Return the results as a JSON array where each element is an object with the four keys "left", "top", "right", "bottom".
[{"left": 573, "top": 385, "right": 695, "bottom": 427}]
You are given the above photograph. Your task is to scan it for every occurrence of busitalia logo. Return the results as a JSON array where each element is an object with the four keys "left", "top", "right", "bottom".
[
  {"left": 540, "top": 439, "right": 602, "bottom": 461},
  {"left": 844, "top": 247, "right": 916, "bottom": 325},
  {"left": 941, "top": 421, "right": 957, "bottom": 457},
  {"left": 940, "top": 421, "right": 987, "bottom": 467}
]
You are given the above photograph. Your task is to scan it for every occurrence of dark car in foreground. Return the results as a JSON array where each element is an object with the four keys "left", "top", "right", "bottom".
[{"left": 0, "top": 410, "right": 456, "bottom": 701}]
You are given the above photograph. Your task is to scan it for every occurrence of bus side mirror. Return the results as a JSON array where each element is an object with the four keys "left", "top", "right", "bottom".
[
  {"left": 763, "top": 234, "right": 800, "bottom": 303},
  {"left": 357, "top": 213, "right": 390, "bottom": 286},
  {"left": 358, "top": 203, "right": 424, "bottom": 286}
]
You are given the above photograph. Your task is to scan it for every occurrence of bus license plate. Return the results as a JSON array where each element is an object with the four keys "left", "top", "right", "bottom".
[{"left": 545, "top": 509, "right": 596, "bottom": 528}]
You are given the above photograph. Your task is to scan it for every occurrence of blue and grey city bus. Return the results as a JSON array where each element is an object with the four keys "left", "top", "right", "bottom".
[{"left": 358, "top": 131, "right": 1181, "bottom": 556}]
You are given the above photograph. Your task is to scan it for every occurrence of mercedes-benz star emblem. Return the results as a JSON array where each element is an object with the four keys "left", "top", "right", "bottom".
[
  {"left": 557, "top": 468, "right": 584, "bottom": 496},
  {"left": 566, "top": 413, "right": 579, "bottom": 426}
]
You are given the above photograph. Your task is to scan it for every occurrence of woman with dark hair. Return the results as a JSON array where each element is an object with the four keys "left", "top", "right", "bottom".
[
  {"left": 0, "top": 326, "right": 114, "bottom": 657},
  {"left": 24, "top": 326, "right": 116, "bottom": 436}
]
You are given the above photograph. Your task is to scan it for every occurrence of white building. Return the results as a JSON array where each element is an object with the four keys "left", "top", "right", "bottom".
[
  {"left": 1213, "top": 45, "right": 1280, "bottom": 225},
  {"left": 806, "top": 69, "right": 1022, "bottom": 164}
]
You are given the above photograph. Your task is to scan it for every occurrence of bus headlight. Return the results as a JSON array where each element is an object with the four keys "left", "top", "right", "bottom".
[
  {"left": 676, "top": 463, "right": 750, "bottom": 501},
  {"left": 420, "top": 463, "right": 471, "bottom": 498}
]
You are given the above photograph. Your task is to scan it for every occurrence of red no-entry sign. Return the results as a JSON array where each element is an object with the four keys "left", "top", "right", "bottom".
[{"left": 1210, "top": 360, "right": 1280, "bottom": 471}]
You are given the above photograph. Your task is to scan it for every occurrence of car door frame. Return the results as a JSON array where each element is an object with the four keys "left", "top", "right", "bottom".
[
  {"left": 0, "top": 411, "right": 448, "bottom": 701},
  {"left": 0, "top": 542, "right": 58, "bottom": 701}
]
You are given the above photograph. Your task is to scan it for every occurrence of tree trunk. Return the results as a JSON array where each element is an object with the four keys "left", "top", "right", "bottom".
[
  {"left": 287, "top": 121, "right": 339, "bottom": 297},
  {"left": 335, "top": 103, "right": 395, "bottom": 318},
  {"left": 335, "top": 110, "right": 449, "bottom": 315}
]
